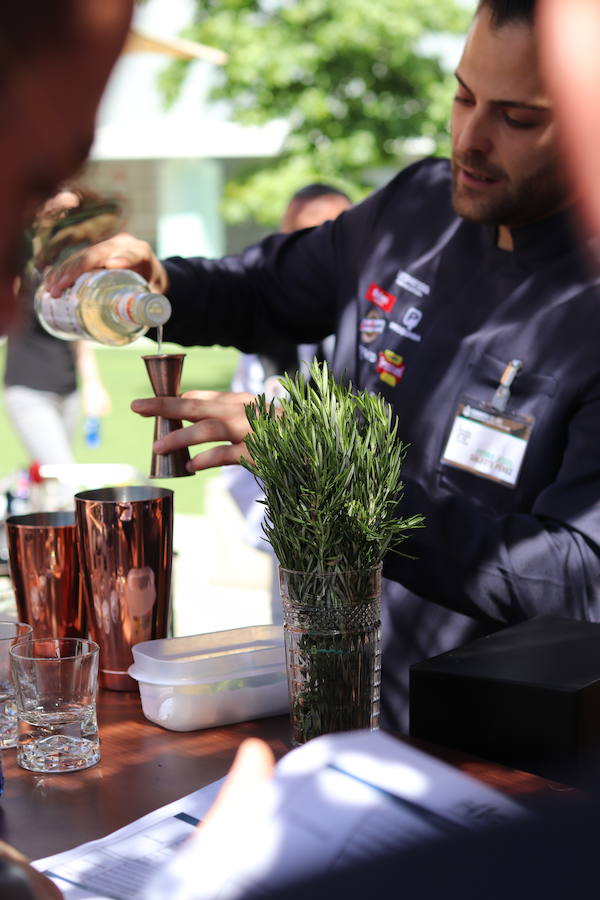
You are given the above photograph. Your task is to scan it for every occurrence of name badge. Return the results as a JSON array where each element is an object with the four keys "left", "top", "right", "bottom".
[{"left": 441, "top": 397, "right": 534, "bottom": 488}]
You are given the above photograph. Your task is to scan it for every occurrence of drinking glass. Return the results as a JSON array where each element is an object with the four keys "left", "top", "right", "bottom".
[
  {"left": 10, "top": 637, "right": 100, "bottom": 772},
  {"left": 0, "top": 621, "right": 32, "bottom": 748}
]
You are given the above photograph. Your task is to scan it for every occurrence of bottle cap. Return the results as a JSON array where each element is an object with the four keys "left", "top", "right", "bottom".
[{"left": 140, "top": 293, "right": 171, "bottom": 326}]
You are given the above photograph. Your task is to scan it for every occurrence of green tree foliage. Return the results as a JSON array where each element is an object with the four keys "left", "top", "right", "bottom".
[{"left": 159, "top": 0, "right": 470, "bottom": 225}]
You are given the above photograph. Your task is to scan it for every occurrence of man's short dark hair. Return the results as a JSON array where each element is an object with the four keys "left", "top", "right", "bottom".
[
  {"left": 291, "top": 184, "right": 352, "bottom": 204},
  {"left": 476, "top": 0, "right": 536, "bottom": 28}
]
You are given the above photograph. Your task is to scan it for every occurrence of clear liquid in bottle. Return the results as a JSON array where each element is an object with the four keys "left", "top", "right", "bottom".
[{"left": 35, "top": 269, "right": 171, "bottom": 346}]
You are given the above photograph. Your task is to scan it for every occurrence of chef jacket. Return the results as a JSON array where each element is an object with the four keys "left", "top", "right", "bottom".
[{"left": 161, "top": 157, "right": 600, "bottom": 730}]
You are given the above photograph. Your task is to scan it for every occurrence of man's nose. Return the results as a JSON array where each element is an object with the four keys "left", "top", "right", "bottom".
[{"left": 454, "top": 108, "right": 493, "bottom": 156}]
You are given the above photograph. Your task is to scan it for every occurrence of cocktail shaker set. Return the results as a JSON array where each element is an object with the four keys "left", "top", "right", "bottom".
[
  {"left": 5, "top": 353, "right": 190, "bottom": 690},
  {"left": 6, "top": 485, "right": 173, "bottom": 690}
]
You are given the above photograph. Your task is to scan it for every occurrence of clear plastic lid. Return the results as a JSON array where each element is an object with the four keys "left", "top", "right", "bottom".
[{"left": 129, "top": 625, "right": 285, "bottom": 685}]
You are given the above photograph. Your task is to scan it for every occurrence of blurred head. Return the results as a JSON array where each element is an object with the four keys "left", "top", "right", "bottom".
[
  {"left": 451, "top": 0, "right": 569, "bottom": 247},
  {"left": 281, "top": 184, "right": 352, "bottom": 233},
  {"left": 0, "top": 0, "right": 133, "bottom": 332},
  {"left": 538, "top": 0, "right": 600, "bottom": 243},
  {"left": 31, "top": 185, "right": 124, "bottom": 270}
]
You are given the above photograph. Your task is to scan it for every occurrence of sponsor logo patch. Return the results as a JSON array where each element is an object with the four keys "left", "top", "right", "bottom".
[
  {"left": 395, "top": 271, "right": 430, "bottom": 298},
  {"left": 366, "top": 281, "right": 396, "bottom": 313},
  {"left": 359, "top": 344, "right": 378, "bottom": 364},
  {"left": 376, "top": 349, "right": 405, "bottom": 387},
  {"left": 388, "top": 305, "right": 423, "bottom": 343},
  {"left": 360, "top": 309, "right": 386, "bottom": 343}
]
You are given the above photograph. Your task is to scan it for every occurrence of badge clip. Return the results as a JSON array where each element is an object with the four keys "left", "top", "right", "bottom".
[{"left": 491, "top": 359, "right": 522, "bottom": 413}]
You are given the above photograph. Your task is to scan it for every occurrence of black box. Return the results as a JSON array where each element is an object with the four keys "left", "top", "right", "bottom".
[{"left": 409, "top": 616, "right": 600, "bottom": 786}]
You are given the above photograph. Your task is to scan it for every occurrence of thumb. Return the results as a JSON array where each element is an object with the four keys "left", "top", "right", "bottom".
[{"left": 200, "top": 738, "right": 276, "bottom": 831}]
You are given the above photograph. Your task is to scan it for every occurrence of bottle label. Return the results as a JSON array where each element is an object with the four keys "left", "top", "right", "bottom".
[
  {"left": 114, "top": 291, "right": 139, "bottom": 324},
  {"left": 37, "top": 286, "right": 87, "bottom": 337}
]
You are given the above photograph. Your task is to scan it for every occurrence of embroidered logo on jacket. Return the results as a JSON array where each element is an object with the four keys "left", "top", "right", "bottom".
[
  {"left": 395, "top": 271, "right": 430, "bottom": 298},
  {"left": 360, "top": 309, "right": 386, "bottom": 343},
  {"left": 359, "top": 344, "right": 378, "bottom": 364},
  {"left": 376, "top": 350, "right": 405, "bottom": 387},
  {"left": 366, "top": 282, "right": 396, "bottom": 313},
  {"left": 388, "top": 306, "right": 423, "bottom": 343}
]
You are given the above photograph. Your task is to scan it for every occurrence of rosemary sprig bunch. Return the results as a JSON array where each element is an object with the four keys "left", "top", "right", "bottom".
[{"left": 242, "top": 360, "right": 424, "bottom": 576}]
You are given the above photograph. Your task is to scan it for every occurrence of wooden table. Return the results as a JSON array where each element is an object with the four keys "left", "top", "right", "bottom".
[
  {"left": 0, "top": 690, "right": 292, "bottom": 860},
  {"left": 0, "top": 690, "right": 576, "bottom": 861}
]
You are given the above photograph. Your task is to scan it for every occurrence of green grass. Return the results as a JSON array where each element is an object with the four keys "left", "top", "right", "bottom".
[{"left": 0, "top": 340, "right": 240, "bottom": 514}]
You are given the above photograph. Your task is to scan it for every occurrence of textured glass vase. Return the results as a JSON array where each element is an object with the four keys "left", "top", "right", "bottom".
[{"left": 279, "top": 565, "right": 382, "bottom": 745}]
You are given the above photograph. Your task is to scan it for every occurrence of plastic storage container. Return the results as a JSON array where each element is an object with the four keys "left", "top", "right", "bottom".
[{"left": 128, "top": 625, "right": 289, "bottom": 731}]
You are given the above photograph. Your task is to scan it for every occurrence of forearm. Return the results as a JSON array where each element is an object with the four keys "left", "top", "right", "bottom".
[
  {"left": 161, "top": 230, "right": 342, "bottom": 353},
  {"left": 383, "top": 478, "right": 600, "bottom": 626}
]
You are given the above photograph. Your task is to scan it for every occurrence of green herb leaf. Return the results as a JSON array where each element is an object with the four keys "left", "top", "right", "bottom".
[{"left": 241, "top": 360, "right": 424, "bottom": 575}]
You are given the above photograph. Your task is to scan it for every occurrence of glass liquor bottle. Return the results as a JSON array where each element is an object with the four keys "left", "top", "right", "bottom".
[{"left": 35, "top": 269, "right": 171, "bottom": 347}]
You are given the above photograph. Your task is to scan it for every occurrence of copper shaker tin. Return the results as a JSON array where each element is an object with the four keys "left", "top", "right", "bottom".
[
  {"left": 5, "top": 511, "right": 86, "bottom": 639},
  {"left": 75, "top": 486, "right": 173, "bottom": 691}
]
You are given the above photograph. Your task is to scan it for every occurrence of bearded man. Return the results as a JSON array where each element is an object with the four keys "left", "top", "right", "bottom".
[{"left": 50, "top": 0, "right": 600, "bottom": 733}]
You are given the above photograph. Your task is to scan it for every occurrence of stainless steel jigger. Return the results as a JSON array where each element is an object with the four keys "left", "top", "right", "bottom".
[{"left": 143, "top": 353, "right": 193, "bottom": 478}]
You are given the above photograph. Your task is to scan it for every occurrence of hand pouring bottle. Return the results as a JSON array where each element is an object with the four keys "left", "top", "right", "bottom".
[{"left": 35, "top": 269, "right": 171, "bottom": 346}]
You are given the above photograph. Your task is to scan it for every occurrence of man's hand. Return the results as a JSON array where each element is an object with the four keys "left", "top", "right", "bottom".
[
  {"left": 131, "top": 389, "right": 259, "bottom": 471},
  {"left": 43, "top": 232, "right": 169, "bottom": 297}
]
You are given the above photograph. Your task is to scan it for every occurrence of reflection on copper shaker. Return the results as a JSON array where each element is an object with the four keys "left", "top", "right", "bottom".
[
  {"left": 6, "top": 512, "right": 86, "bottom": 639},
  {"left": 74, "top": 486, "right": 173, "bottom": 690}
]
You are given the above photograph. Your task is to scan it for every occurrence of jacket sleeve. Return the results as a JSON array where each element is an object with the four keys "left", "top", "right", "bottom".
[
  {"left": 383, "top": 378, "right": 600, "bottom": 626},
  {"left": 160, "top": 225, "right": 340, "bottom": 353},
  {"left": 159, "top": 174, "right": 395, "bottom": 354}
]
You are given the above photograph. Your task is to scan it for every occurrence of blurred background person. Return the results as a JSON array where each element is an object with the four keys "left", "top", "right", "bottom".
[
  {"left": 222, "top": 183, "right": 352, "bottom": 625},
  {"left": 2, "top": 186, "right": 120, "bottom": 468}
]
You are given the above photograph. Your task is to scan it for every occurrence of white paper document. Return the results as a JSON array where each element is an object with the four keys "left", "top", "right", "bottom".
[
  {"left": 34, "top": 778, "right": 225, "bottom": 900},
  {"left": 35, "top": 731, "right": 529, "bottom": 900}
]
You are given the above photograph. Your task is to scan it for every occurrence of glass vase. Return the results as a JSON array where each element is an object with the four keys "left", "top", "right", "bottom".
[{"left": 279, "top": 564, "right": 382, "bottom": 745}]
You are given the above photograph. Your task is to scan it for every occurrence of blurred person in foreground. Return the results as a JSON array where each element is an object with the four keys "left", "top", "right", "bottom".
[
  {"left": 0, "top": 1, "right": 134, "bottom": 897},
  {"left": 47, "top": 0, "right": 600, "bottom": 735},
  {"left": 222, "top": 183, "right": 352, "bottom": 625}
]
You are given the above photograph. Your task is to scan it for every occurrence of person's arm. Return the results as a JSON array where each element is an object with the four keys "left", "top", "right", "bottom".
[
  {"left": 75, "top": 342, "right": 111, "bottom": 418},
  {"left": 44, "top": 184, "right": 375, "bottom": 356}
]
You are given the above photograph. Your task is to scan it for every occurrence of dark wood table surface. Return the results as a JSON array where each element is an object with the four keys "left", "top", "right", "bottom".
[{"left": 0, "top": 690, "right": 577, "bottom": 861}]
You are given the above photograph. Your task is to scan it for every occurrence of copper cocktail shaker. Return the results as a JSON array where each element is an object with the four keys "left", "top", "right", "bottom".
[
  {"left": 74, "top": 486, "right": 173, "bottom": 690},
  {"left": 143, "top": 353, "right": 192, "bottom": 478},
  {"left": 6, "top": 511, "right": 86, "bottom": 639}
]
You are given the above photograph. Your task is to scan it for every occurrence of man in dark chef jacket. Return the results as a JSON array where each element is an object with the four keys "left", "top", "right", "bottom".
[{"left": 47, "top": 0, "right": 600, "bottom": 733}]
